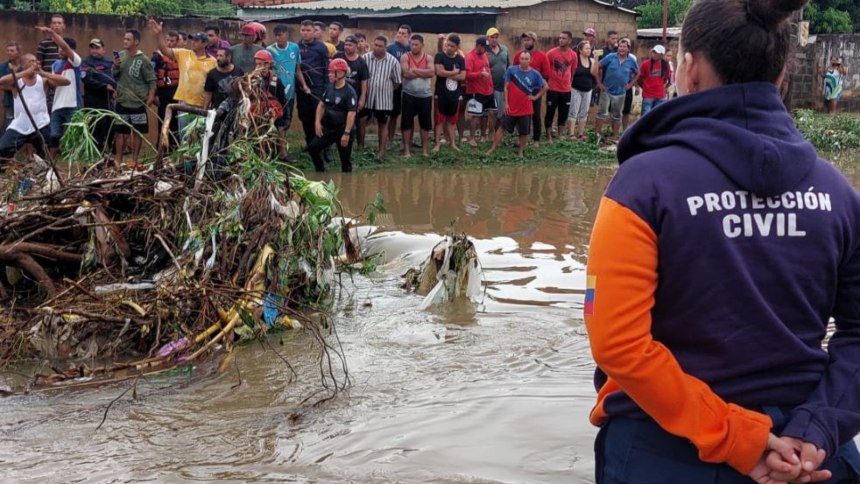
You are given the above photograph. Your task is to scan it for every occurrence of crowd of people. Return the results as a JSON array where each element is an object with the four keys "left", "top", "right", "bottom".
[{"left": 0, "top": 15, "right": 686, "bottom": 172}]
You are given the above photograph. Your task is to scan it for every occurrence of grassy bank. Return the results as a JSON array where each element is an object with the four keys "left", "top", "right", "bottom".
[
  {"left": 284, "top": 131, "right": 617, "bottom": 172},
  {"left": 55, "top": 109, "right": 859, "bottom": 174},
  {"left": 287, "top": 110, "right": 860, "bottom": 172},
  {"left": 795, "top": 110, "right": 860, "bottom": 162}
]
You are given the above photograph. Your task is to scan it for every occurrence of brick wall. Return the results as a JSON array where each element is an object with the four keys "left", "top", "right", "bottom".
[
  {"left": 496, "top": 0, "right": 637, "bottom": 52},
  {"left": 790, "top": 34, "right": 859, "bottom": 112}
]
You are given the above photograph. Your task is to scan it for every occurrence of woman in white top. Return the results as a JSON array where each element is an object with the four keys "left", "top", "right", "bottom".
[{"left": 0, "top": 53, "right": 70, "bottom": 162}]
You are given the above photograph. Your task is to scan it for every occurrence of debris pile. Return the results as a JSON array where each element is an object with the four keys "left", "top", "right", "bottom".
[{"left": 0, "top": 101, "right": 357, "bottom": 397}]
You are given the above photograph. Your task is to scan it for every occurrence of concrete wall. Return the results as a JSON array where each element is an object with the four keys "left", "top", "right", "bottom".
[
  {"left": 497, "top": 0, "right": 637, "bottom": 51},
  {"left": 790, "top": 34, "right": 859, "bottom": 112}
]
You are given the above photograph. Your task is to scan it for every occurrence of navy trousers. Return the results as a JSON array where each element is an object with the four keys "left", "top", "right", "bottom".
[{"left": 596, "top": 411, "right": 860, "bottom": 484}]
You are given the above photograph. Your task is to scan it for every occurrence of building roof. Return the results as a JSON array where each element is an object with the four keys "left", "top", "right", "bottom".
[{"left": 236, "top": 0, "right": 637, "bottom": 16}]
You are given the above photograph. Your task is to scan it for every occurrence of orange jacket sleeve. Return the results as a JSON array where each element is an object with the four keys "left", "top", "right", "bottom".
[{"left": 585, "top": 196, "right": 773, "bottom": 474}]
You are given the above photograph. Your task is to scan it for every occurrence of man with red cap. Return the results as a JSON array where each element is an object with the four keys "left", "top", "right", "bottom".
[
  {"left": 231, "top": 24, "right": 263, "bottom": 73},
  {"left": 310, "top": 58, "right": 357, "bottom": 173}
]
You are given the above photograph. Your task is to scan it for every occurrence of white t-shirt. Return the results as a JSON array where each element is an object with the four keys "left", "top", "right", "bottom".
[
  {"left": 9, "top": 76, "right": 50, "bottom": 134},
  {"left": 52, "top": 51, "right": 81, "bottom": 112}
]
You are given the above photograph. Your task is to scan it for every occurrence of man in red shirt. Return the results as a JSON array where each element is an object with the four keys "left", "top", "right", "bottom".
[
  {"left": 488, "top": 50, "right": 547, "bottom": 158},
  {"left": 513, "top": 32, "right": 549, "bottom": 146},
  {"left": 638, "top": 44, "right": 670, "bottom": 115},
  {"left": 544, "top": 31, "right": 577, "bottom": 142},
  {"left": 464, "top": 36, "right": 494, "bottom": 147}
]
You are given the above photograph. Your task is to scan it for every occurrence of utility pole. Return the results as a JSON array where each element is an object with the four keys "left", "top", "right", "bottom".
[{"left": 662, "top": 0, "right": 669, "bottom": 44}]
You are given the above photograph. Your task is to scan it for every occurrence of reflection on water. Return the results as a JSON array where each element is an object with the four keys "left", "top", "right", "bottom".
[
  {"left": 329, "top": 165, "right": 614, "bottom": 261},
  {"left": 16, "top": 158, "right": 859, "bottom": 483}
]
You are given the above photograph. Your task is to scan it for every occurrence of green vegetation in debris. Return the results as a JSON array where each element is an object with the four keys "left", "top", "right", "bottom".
[{"left": 795, "top": 109, "right": 860, "bottom": 156}]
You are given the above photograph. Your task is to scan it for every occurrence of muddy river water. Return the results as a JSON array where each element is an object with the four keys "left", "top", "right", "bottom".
[{"left": 1, "top": 160, "right": 858, "bottom": 483}]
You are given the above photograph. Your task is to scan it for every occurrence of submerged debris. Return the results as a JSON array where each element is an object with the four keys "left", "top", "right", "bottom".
[
  {"left": 402, "top": 233, "right": 484, "bottom": 309},
  {"left": 0, "top": 79, "right": 361, "bottom": 398}
]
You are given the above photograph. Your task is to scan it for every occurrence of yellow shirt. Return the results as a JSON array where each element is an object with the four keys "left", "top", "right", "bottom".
[
  {"left": 325, "top": 42, "right": 336, "bottom": 56},
  {"left": 172, "top": 48, "right": 217, "bottom": 107}
]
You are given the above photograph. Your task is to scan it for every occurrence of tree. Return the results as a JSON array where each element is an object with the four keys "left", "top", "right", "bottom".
[
  {"left": 26, "top": 0, "right": 234, "bottom": 16},
  {"left": 634, "top": 0, "right": 693, "bottom": 29},
  {"left": 805, "top": 1, "right": 857, "bottom": 33},
  {"left": 628, "top": 0, "right": 858, "bottom": 33}
]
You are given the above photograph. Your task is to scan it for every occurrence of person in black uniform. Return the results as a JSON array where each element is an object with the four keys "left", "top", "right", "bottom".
[{"left": 309, "top": 58, "right": 357, "bottom": 173}]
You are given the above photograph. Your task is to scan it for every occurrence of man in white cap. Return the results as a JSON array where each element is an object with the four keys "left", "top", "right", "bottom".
[{"left": 637, "top": 44, "right": 670, "bottom": 115}]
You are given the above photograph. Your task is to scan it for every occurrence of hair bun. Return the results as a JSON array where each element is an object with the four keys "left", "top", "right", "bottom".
[{"left": 747, "top": 0, "right": 809, "bottom": 29}]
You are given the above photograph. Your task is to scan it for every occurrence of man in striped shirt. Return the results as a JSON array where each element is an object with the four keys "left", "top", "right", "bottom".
[
  {"left": 37, "top": 14, "right": 67, "bottom": 72},
  {"left": 360, "top": 35, "right": 401, "bottom": 158}
]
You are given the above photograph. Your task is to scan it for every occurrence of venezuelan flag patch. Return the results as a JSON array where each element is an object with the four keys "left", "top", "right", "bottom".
[{"left": 584, "top": 275, "right": 596, "bottom": 316}]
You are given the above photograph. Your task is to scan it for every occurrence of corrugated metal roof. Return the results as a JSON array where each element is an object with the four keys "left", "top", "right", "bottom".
[{"left": 242, "top": 0, "right": 637, "bottom": 14}]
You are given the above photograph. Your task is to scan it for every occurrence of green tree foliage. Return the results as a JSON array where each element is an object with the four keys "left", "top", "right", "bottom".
[
  {"left": 22, "top": 0, "right": 235, "bottom": 16},
  {"left": 805, "top": 1, "right": 857, "bottom": 34},
  {"left": 634, "top": 0, "right": 693, "bottom": 29},
  {"left": 627, "top": 0, "right": 858, "bottom": 33}
]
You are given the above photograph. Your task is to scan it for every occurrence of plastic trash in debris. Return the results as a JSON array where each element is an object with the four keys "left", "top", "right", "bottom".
[
  {"left": 263, "top": 293, "right": 279, "bottom": 327},
  {"left": 18, "top": 177, "right": 33, "bottom": 196},
  {"left": 93, "top": 282, "right": 156, "bottom": 295},
  {"left": 155, "top": 337, "right": 190, "bottom": 358}
]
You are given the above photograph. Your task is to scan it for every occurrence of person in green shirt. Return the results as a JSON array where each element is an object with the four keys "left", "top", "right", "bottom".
[{"left": 112, "top": 29, "right": 156, "bottom": 168}]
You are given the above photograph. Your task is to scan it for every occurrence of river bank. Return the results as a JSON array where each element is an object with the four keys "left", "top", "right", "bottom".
[{"left": 283, "top": 110, "right": 860, "bottom": 173}]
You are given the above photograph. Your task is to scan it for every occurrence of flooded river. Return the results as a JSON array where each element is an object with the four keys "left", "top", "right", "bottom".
[{"left": 1, "top": 159, "right": 857, "bottom": 483}]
